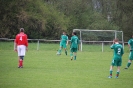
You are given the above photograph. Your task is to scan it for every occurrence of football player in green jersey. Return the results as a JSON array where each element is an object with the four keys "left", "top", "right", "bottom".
[
  {"left": 70, "top": 32, "right": 79, "bottom": 60},
  {"left": 125, "top": 35, "right": 133, "bottom": 69},
  {"left": 108, "top": 38, "right": 124, "bottom": 78},
  {"left": 57, "top": 32, "right": 69, "bottom": 55}
]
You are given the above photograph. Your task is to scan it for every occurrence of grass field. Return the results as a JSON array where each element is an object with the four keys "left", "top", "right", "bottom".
[{"left": 0, "top": 42, "right": 133, "bottom": 88}]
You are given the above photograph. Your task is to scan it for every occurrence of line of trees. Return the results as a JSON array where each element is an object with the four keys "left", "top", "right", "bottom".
[{"left": 0, "top": 0, "right": 133, "bottom": 41}]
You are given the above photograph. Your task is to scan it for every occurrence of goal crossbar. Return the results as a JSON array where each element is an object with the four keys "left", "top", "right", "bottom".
[{"left": 73, "top": 29, "right": 123, "bottom": 32}]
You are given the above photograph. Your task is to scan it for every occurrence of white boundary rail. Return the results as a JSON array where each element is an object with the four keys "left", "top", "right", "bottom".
[
  {"left": 0, "top": 38, "right": 60, "bottom": 50},
  {"left": 0, "top": 38, "right": 126, "bottom": 52}
]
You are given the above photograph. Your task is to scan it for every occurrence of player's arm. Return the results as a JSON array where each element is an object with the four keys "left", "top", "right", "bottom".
[
  {"left": 110, "top": 44, "right": 114, "bottom": 49},
  {"left": 128, "top": 40, "right": 132, "bottom": 51},
  {"left": 66, "top": 40, "right": 69, "bottom": 45},
  {"left": 14, "top": 42, "right": 17, "bottom": 52},
  {"left": 77, "top": 38, "right": 80, "bottom": 50},
  {"left": 14, "top": 36, "right": 18, "bottom": 52},
  {"left": 66, "top": 36, "right": 69, "bottom": 45},
  {"left": 128, "top": 44, "right": 131, "bottom": 51},
  {"left": 60, "top": 35, "right": 62, "bottom": 41},
  {"left": 70, "top": 37, "right": 73, "bottom": 48},
  {"left": 121, "top": 47, "right": 124, "bottom": 55},
  {"left": 25, "top": 34, "right": 28, "bottom": 51},
  {"left": 110, "top": 40, "right": 115, "bottom": 49}
]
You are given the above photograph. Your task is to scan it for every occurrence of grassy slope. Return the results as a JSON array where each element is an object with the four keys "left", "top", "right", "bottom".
[{"left": 0, "top": 42, "right": 133, "bottom": 88}]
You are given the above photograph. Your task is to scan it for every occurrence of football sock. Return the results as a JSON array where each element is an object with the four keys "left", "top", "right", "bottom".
[
  {"left": 65, "top": 50, "right": 67, "bottom": 55},
  {"left": 116, "top": 71, "right": 119, "bottom": 77},
  {"left": 74, "top": 56, "right": 76, "bottom": 60},
  {"left": 109, "top": 70, "right": 113, "bottom": 76},
  {"left": 19, "top": 59, "right": 23, "bottom": 67},
  {"left": 127, "top": 62, "right": 131, "bottom": 68},
  {"left": 21, "top": 60, "right": 23, "bottom": 67}
]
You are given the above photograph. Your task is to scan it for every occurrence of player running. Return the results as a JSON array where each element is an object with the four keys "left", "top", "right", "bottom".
[
  {"left": 57, "top": 32, "right": 69, "bottom": 55},
  {"left": 108, "top": 38, "right": 124, "bottom": 78},
  {"left": 70, "top": 32, "right": 79, "bottom": 60},
  {"left": 14, "top": 28, "right": 28, "bottom": 68},
  {"left": 125, "top": 35, "right": 133, "bottom": 69}
]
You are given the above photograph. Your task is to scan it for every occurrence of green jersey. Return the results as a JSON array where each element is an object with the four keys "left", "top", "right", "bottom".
[
  {"left": 60, "top": 35, "right": 68, "bottom": 44},
  {"left": 110, "top": 43, "right": 124, "bottom": 60},
  {"left": 70, "top": 35, "right": 79, "bottom": 48},
  {"left": 128, "top": 38, "right": 133, "bottom": 50}
]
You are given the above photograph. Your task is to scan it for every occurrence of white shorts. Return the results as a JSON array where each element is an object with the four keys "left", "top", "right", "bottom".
[{"left": 17, "top": 45, "right": 26, "bottom": 56}]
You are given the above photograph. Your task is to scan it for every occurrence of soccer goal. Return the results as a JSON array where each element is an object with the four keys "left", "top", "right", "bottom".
[{"left": 73, "top": 29, "right": 124, "bottom": 52}]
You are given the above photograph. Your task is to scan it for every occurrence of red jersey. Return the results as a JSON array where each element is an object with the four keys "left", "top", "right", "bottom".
[{"left": 15, "top": 32, "right": 28, "bottom": 47}]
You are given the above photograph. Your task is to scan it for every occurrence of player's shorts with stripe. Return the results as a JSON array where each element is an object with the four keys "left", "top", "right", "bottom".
[
  {"left": 17, "top": 45, "right": 26, "bottom": 56},
  {"left": 60, "top": 43, "right": 67, "bottom": 48},
  {"left": 70, "top": 48, "right": 78, "bottom": 52},
  {"left": 111, "top": 58, "right": 122, "bottom": 66},
  {"left": 129, "top": 51, "right": 133, "bottom": 60}
]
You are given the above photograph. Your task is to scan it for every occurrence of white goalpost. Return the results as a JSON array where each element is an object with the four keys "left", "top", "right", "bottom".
[{"left": 73, "top": 29, "right": 124, "bottom": 52}]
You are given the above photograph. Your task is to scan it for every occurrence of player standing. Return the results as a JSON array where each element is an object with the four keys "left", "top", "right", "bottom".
[
  {"left": 14, "top": 28, "right": 28, "bottom": 68},
  {"left": 70, "top": 32, "right": 79, "bottom": 60},
  {"left": 57, "top": 32, "right": 69, "bottom": 55},
  {"left": 125, "top": 35, "right": 133, "bottom": 69},
  {"left": 108, "top": 38, "right": 124, "bottom": 78}
]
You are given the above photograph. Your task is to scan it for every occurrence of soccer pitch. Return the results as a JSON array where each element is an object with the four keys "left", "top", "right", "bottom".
[{"left": 0, "top": 42, "right": 133, "bottom": 88}]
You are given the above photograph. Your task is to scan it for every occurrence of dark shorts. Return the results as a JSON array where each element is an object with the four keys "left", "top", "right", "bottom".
[
  {"left": 70, "top": 48, "right": 78, "bottom": 52},
  {"left": 60, "top": 43, "right": 67, "bottom": 48},
  {"left": 129, "top": 51, "right": 133, "bottom": 60},
  {"left": 111, "top": 59, "right": 122, "bottom": 66}
]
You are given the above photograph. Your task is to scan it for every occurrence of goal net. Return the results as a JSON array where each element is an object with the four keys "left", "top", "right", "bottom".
[{"left": 73, "top": 29, "right": 124, "bottom": 52}]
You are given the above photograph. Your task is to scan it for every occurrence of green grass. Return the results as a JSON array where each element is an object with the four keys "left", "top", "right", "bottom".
[{"left": 0, "top": 42, "right": 133, "bottom": 88}]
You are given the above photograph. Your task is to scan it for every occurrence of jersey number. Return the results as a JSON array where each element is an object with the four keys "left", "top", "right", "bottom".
[
  {"left": 19, "top": 36, "right": 22, "bottom": 41},
  {"left": 117, "top": 48, "right": 121, "bottom": 55},
  {"left": 75, "top": 39, "right": 77, "bottom": 44}
]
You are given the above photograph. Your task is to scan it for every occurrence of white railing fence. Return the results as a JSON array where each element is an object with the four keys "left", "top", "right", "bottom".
[{"left": 0, "top": 38, "right": 127, "bottom": 52}]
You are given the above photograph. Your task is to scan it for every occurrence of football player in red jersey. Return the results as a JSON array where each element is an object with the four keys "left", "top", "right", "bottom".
[{"left": 14, "top": 28, "right": 28, "bottom": 68}]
